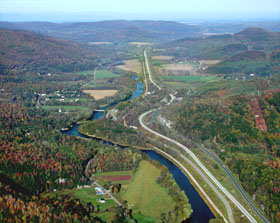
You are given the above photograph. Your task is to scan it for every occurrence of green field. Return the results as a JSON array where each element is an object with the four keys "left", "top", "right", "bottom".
[
  {"left": 95, "top": 70, "right": 119, "bottom": 79},
  {"left": 152, "top": 60, "right": 164, "bottom": 68},
  {"left": 75, "top": 70, "right": 96, "bottom": 75},
  {"left": 42, "top": 105, "right": 88, "bottom": 111},
  {"left": 56, "top": 187, "right": 117, "bottom": 211},
  {"left": 74, "top": 69, "right": 119, "bottom": 79},
  {"left": 121, "top": 161, "right": 175, "bottom": 218},
  {"left": 160, "top": 75, "right": 220, "bottom": 83}
]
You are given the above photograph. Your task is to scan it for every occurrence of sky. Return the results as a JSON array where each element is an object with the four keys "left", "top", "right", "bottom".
[{"left": 1, "top": 0, "right": 279, "bottom": 22}]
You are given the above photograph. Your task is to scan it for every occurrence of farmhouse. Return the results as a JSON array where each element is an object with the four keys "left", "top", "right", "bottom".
[
  {"left": 95, "top": 187, "right": 104, "bottom": 195},
  {"left": 98, "top": 198, "right": 106, "bottom": 203}
]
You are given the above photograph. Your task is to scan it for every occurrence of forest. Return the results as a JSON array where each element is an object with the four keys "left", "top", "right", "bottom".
[{"left": 168, "top": 78, "right": 280, "bottom": 222}]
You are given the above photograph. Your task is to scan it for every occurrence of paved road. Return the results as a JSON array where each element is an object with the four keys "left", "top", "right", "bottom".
[
  {"left": 142, "top": 62, "right": 149, "bottom": 97},
  {"left": 174, "top": 133, "right": 270, "bottom": 223},
  {"left": 143, "top": 49, "right": 269, "bottom": 223},
  {"left": 152, "top": 146, "right": 231, "bottom": 223},
  {"left": 144, "top": 50, "right": 161, "bottom": 90},
  {"left": 153, "top": 107, "right": 269, "bottom": 223},
  {"left": 139, "top": 108, "right": 257, "bottom": 223}
]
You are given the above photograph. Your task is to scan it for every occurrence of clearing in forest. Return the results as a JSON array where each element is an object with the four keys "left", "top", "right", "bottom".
[
  {"left": 117, "top": 59, "right": 142, "bottom": 74},
  {"left": 83, "top": 90, "right": 118, "bottom": 100},
  {"left": 121, "top": 160, "right": 175, "bottom": 218}
]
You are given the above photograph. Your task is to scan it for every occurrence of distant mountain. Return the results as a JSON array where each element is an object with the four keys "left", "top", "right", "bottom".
[
  {"left": 0, "top": 20, "right": 206, "bottom": 43},
  {"left": 0, "top": 29, "right": 112, "bottom": 74}
]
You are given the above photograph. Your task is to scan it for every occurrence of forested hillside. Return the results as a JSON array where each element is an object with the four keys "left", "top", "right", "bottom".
[
  {"left": 167, "top": 76, "right": 280, "bottom": 222},
  {"left": 0, "top": 29, "right": 115, "bottom": 74}
]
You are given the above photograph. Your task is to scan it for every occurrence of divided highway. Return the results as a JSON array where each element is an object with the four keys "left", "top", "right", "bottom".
[
  {"left": 176, "top": 134, "right": 270, "bottom": 223},
  {"left": 140, "top": 50, "right": 267, "bottom": 223}
]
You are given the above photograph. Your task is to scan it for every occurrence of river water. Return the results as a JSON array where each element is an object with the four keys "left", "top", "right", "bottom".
[{"left": 64, "top": 77, "right": 215, "bottom": 223}]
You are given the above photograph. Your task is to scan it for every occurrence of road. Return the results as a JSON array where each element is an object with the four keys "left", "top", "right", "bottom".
[
  {"left": 174, "top": 133, "right": 270, "bottom": 223},
  {"left": 144, "top": 50, "right": 161, "bottom": 90},
  {"left": 141, "top": 50, "right": 259, "bottom": 223},
  {"left": 139, "top": 109, "right": 257, "bottom": 223},
  {"left": 142, "top": 62, "right": 149, "bottom": 97},
  {"left": 153, "top": 107, "right": 269, "bottom": 223},
  {"left": 152, "top": 145, "right": 231, "bottom": 223},
  {"left": 83, "top": 67, "right": 97, "bottom": 87},
  {"left": 93, "top": 181, "right": 122, "bottom": 207}
]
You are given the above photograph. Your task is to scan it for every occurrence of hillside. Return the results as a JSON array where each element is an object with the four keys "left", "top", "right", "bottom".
[
  {"left": 0, "top": 20, "right": 206, "bottom": 43},
  {"left": 164, "top": 76, "right": 280, "bottom": 223},
  {"left": 156, "top": 27, "right": 280, "bottom": 76},
  {"left": 0, "top": 29, "right": 114, "bottom": 74}
]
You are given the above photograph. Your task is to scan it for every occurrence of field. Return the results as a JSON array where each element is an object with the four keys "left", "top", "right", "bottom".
[
  {"left": 117, "top": 59, "right": 142, "bottom": 73},
  {"left": 162, "top": 63, "right": 194, "bottom": 71},
  {"left": 55, "top": 187, "right": 117, "bottom": 211},
  {"left": 93, "top": 171, "right": 132, "bottom": 184},
  {"left": 200, "top": 60, "right": 222, "bottom": 65},
  {"left": 155, "top": 63, "right": 197, "bottom": 76},
  {"left": 121, "top": 161, "right": 175, "bottom": 218},
  {"left": 75, "top": 70, "right": 96, "bottom": 75},
  {"left": 83, "top": 90, "right": 118, "bottom": 100},
  {"left": 152, "top": 55, "right": 173, "bottom": 60},
  {"left": 42, "top": 105, "right": 88, "bottom": 111},
  {"left": 75, "top": 69, "right": 119, "bottom": 79},
  {"left": 161, "top": 75, "right": 220, "bottom": 83},
  {"left": 88, "top": 42, "right": 113, "bottom": 45},
  {"left": 95, "top": 70, "right": 119, "bottom": 79},
  {"left": 129, "top": 42, "right": 153, "bottom": 46}
]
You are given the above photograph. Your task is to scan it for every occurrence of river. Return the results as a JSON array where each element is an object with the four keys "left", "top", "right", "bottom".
[{"left": 63, "top": 76, "right": 215, "bottom": 223}]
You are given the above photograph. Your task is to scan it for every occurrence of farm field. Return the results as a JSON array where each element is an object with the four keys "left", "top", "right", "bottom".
[
  {"left": 121, "top": 161, "right": 175, "bottom": 218},
  {"left": 117, "top": 59, "right": 142, "bottom": 74},
  {"left": 129, "top": 42, "right": 153, "bottom": 46},
  {"left": 83, "top": 90, "right": 118, "bottom": 100},
  {"left": 55, "top": 187, "right": 117, "bottom": 211},
  {"left": 163, "top": 81, "right": 190, "bottom": 89},
  {"left": 42, "top": 105, "right": 88, "bottom": 111},
  {"left": 161, "top": 75, "right": 220, "bottom": 83},
  {"left": 93, "top": 171, "right": 132, "bottom": 184},
  {"left": 200, "top": 60, "right": 222, "bottom": 65},
  {"left": 162, "top": 63, "right": 194, "bottom": 71},
  {"left": 95, "top": 70, "right": 119, "bottom": 79},
  {"left": 152, "top": 55, "right": 173, "bottom": 60}
]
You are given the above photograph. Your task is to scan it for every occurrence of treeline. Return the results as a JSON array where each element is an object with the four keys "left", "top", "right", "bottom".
[
  {"left": 79, "top": 119, "right": 147, "bottom": 147},
  {"left": 86, "top": 149, "right": 143, "bottom": 176},
  {"left": 157, "top": 168, "right": 193, "bottom": 223}
]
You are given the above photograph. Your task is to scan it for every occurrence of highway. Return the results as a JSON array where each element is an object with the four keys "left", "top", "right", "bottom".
[
  {"left": 141, "top": 50, "right": 261, "bottom": 223},
  {"left": 152, "top": 145, "right": 230, "bottom": 223},
  {"left": 144, "top": 50, "right": 161, "bottom": 90},
  {"left": 139, "top": 108, "right": 257, "bottom": 223},
  {"left": 174, "top": 133, "right": 270, "bottom": 223}
]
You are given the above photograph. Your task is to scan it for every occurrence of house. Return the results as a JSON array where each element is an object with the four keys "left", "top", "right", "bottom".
[
  {"left": 98, "top": 198, "right": 106, "bottom": 203},
  {"left": 95, "top": 187, "right": 103, "bottom": 195}
]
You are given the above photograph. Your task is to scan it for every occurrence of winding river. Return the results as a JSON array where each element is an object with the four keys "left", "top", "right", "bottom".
[{"left": 64, "top": 77, "right": 215, "bottom": 223}]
